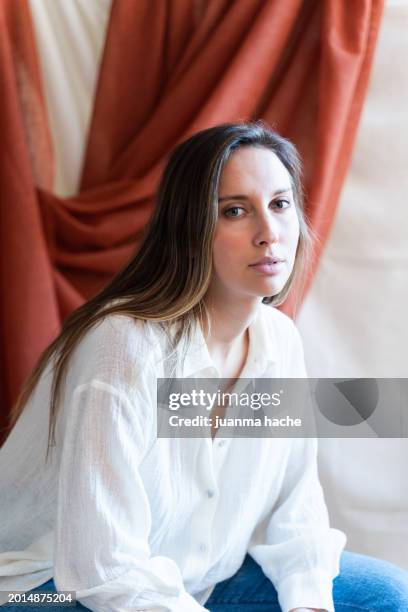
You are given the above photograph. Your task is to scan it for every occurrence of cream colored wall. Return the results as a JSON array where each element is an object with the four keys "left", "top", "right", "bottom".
[{"left": 297, "top": 0, "right": 408, "bottom": 569}]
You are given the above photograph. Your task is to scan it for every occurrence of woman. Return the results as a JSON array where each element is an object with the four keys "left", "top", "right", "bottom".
[{"left": 1, "top": 122, "right": 407, "bottom": 611}]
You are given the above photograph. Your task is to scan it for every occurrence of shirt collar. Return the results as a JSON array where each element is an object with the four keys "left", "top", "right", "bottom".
[{"left": 181, "top": 304, "right": 278, "bottom": 379}]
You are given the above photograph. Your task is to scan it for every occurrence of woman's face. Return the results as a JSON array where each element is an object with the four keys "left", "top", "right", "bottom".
[{"left": 211, "top": 146, "right": 300, "bottom": 302}]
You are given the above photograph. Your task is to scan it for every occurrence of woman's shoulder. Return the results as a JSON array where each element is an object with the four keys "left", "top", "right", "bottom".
[
  {"left": 64, "top": 311, "right": 164, "bottom": 391},
  {"left": 79, "top": 311, "right": 157, "bottom": 354}
]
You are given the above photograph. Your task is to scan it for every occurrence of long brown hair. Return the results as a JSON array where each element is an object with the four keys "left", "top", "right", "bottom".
[{"left": 8, "top": 121, "right": 314, "bottom": 459}]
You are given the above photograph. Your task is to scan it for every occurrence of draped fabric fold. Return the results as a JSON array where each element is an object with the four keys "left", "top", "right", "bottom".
[{"left": 0, "top": 0, "right": 384, "bottom": 441}]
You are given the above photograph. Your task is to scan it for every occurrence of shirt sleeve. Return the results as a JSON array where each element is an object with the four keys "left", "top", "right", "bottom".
[
  {"left": 247, "top": 320, "right": 347, "bottom": 612},
  {"left": 53, "top": 380, "right": 207, "bottom": 612}
]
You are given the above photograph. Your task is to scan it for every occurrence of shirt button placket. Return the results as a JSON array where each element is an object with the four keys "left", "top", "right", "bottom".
[
  {"left": 195, "top": 485, "right": 218, "bottom": 558},
  {"left": 190, "top": 439, "right": 219, "bottom": 572}
]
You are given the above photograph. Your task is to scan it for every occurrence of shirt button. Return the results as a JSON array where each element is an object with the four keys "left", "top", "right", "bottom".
[
  {"left": 217, "top": 440, "right": 226, "bottom": 447},
  {"left": 199, "top": 543, "right": 207, "bottom": 553},
  {"left": 206, "top": 489, "right": 214, "bottom": 498}
]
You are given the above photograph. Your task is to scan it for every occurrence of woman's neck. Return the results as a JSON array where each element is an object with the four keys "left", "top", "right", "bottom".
[{"left": 201, "top": 291, "right": 261, "bottom": 364}]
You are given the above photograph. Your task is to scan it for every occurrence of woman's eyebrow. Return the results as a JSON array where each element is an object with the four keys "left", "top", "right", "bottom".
[{"left": 218, "top": 188, "right": 292, "bottom": 202}]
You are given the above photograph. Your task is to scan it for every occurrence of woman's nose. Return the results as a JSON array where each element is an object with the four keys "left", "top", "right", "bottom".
[{"left": 253, "top": 214, "right": 279, "bottom": 246}]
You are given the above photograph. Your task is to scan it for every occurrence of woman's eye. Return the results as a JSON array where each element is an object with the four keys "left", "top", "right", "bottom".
[
  {"left": 224, "top": 206, "right": 245, "bottom": 218},
  {"left": 272, "top": 199, "right": 291, "bottom": 210}
]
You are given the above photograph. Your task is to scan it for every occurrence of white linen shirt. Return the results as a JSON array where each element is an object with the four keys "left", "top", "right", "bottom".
[{"left": 0, "top": 303, "right": 347, "bottom": 611}]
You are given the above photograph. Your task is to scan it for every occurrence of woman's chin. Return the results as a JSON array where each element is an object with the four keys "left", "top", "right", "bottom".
[{"left": 255, "top": 279, "right": 286, "bottom": 295}]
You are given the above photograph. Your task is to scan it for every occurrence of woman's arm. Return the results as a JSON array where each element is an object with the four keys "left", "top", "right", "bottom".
[
  {"left": 247, "top": 319, "right": 347, "bottom": 612},
  {"left": 247, "top": 435, "right": 346, "bottom": 612},
  {"left": 53, "top": 379, "right": 206, "bottom": 611}
]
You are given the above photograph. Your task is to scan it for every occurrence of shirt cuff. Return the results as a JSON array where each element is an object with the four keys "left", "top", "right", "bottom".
[
  {"left": 134, "top": 590, "right": 207, "bottom": 612},
  {"left": 276, "top": 569, "right": 335, "bottom": 612},
  {"left": 169, "top": 589, "right": 208, "bottom": 611},
  {"left": 76, "top": 585, "right": 207, "bottom": 612}
]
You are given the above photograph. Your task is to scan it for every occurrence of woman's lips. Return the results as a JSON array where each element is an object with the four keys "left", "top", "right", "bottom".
[{"left": 249, "top": 261, "right": 285, "bottom": 275}]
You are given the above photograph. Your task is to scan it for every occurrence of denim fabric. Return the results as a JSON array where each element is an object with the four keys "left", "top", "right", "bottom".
[
  {"left": 205, "top": 550, "right": 408, "bottom": 611},
  {"left": 2, "top": 550, "right": 408, "bottom": 611}
]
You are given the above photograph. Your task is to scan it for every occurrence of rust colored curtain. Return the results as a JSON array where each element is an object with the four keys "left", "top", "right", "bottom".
[{"left": 0, "top": 0, "right": 384, "bottom": 442}]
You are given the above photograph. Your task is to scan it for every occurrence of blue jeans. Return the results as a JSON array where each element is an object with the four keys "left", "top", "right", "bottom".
[{"left": 2, "top": 550, "right": 408, "bottom": 611}]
